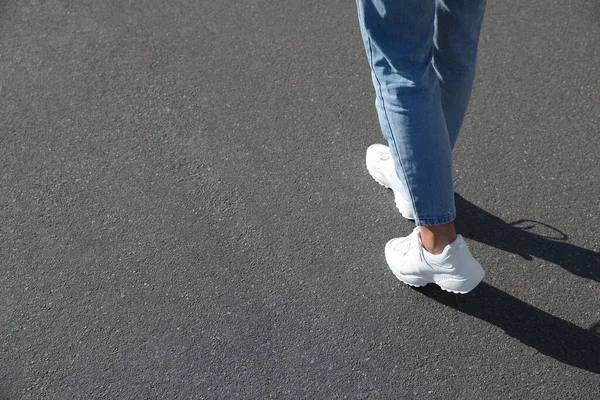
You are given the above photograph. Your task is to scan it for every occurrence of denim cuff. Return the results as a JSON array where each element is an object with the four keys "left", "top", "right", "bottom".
[{"left": 415, "top": 212, "right": 456, "bottom": 227}]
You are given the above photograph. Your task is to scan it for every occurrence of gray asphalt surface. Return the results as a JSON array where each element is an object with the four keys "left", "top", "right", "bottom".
[{"left": 1, "top": 0, "right": 599, "bottom": 398}]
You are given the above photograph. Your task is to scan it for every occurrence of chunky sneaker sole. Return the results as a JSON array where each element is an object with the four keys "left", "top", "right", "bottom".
[
  {"left": 385, "top": 227, "right": 485, "bottom": 294},
  {"left": 365, "top": 144, "right": 414, "bottom": 220}
]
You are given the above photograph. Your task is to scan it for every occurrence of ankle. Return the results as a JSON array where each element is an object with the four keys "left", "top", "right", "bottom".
[{"left": 420, "top": 223, "right": 457, "bottom": 255}]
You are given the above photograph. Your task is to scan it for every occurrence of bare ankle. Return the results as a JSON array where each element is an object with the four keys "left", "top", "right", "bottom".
[{"left": 420, "top": 222, "right": 457, "bottom": 255}]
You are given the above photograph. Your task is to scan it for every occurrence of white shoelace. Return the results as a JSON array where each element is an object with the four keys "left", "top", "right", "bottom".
[{"left": 393, "top": 229, "right": 425, "bottom": 262}]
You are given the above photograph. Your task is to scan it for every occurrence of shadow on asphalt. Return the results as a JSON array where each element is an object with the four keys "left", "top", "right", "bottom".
[
  {"left": 415, "top": 195, "right": 600, "bottom": 374},
  {"left": 415, "top": 282, "right": 600, "bottom": 374},
  {"left": 455, "top": 194, "right": 600, "bottom": 283}
]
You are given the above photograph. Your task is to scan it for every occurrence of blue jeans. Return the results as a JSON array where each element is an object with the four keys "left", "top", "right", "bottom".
[{"left": 356, "top": 0, "right": 486, "bottom": 226}]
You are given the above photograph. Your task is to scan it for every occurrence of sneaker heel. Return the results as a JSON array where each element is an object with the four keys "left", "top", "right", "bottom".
[{"left": 435, "top": 272, "right": 485, "bottom": 294}]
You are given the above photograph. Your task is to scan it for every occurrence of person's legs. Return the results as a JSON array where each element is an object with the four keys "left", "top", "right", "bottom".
[
  {"left": 434, "top": 0, "right": 487, "bottom": 149},
  {"left": 358, "top": 0, "right": 486, "bottom": 292},
  {"left": 356, "top": 0, "right": 455, "bottom": 227},
  {"left": 417, "top": 0, "right": 486, "bottom": 253}
]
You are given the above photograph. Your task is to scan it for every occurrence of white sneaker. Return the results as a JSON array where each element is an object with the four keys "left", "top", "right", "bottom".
[
  {"left": 385, "top": 227, "right": 485, "bottom": 294},
  {"left": 366, "top": 144, "right": 414, "bottom": 220}
]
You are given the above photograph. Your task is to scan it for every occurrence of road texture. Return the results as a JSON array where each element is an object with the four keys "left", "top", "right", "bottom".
[{"left": 1, "top": 0, "right": 599, "bottom": 398}]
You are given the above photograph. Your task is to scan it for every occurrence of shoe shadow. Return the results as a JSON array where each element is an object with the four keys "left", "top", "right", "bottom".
[
  {"left": 454, "top": 194, "right": 600, "bottom": 283},
  {"left": 415, "top": 283, "right": 600, "bottom": 373}
]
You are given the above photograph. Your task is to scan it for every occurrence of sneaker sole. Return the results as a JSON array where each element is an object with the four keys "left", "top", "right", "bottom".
[
  {"left": 387, "top": 266, "right": 485, "bottom": 295},
  {"left": 366, "top": 165, "right": 415, "bottom": 220}
]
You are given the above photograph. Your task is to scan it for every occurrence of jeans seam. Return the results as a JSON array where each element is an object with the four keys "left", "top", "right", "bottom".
[{"left": 366, "top": 37, "right": 419, "bottom": 222}]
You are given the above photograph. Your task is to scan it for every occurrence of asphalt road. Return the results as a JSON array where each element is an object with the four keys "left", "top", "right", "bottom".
[{"left": 1, "top": 0, "right": 599, "bottom": 398}]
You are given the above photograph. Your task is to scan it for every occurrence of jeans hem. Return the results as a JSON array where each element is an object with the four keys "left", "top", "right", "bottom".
[{"left": 415, "top": 212, "right": 456, "bottom": 227}]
